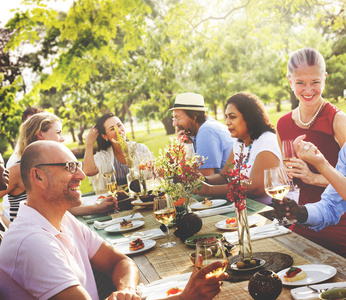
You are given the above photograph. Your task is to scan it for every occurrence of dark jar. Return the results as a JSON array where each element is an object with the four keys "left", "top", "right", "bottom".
[{"left": 248, "top": 270, "right": 282, "bottom": 300}]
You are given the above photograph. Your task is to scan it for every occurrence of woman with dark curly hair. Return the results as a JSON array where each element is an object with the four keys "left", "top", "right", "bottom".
[{"left": 197, "top": 92, "right": 282, "bottom": 205}]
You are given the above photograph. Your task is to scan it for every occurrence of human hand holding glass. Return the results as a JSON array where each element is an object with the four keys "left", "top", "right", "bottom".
[
  {"left": 282, "top": 140, "right": 300, "bottom": 192},
  {"left": 195, "top": 239, "right": 228, "bottom": 299},
  {"left": 264, "top": 166, "right": 292, "bottom": 226},
  {"left": 153, "top": 195, "right": 179, "bottom": 248}
]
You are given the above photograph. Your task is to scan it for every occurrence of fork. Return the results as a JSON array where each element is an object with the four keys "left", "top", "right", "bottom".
[{"left": 306, "top": 285, "right": 329, "bottom": 294}]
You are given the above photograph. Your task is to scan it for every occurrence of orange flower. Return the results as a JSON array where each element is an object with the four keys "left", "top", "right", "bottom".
[
  {"left": 175, "top": 198, "right": 186, "bottom": 206},
  {"left": 139, "top": 164, "right": 147, "bottom": 170}
]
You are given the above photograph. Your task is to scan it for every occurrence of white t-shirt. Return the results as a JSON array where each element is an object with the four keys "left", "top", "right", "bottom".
[{"left": 232, "top": 131, "right": 282, "bottom": 205}]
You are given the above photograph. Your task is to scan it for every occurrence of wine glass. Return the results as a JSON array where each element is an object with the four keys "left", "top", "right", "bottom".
[
  {"left": 102, "top": 165, "right": 118, "bottom": 197},
  {"left": 195, "top": 239, "right": 228, "bottom": 299},
  {"left": 264, "top": 166, "right": 291, "bottom": 226},
  {"left": 153, "top": 195, "right": 179, "bottom": 248},
  {"left": 282, "top": 140, "right": 300, "bottom": 192},
  {"left": 102, "top": 164, "right": 118, "bottom": 212}
]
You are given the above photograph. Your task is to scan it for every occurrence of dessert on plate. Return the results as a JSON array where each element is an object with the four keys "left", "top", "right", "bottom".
[
  {"left": 201, "top": 198, "right": 212, "bottom": 208},
  {"left": 120, "top": 219, "right": 133, "bottom": 229},
  {"left": 129, "top": 238, "right": 144, "bottom": 251},
  {"left": 166, "top": 287, "right": 183, "bottom": 296},
  {"left": 225, "top": 217, "right": 237, "bottom": 228},
  {"left": 283, "top": 266, "right": 306, "bottom": 282}
]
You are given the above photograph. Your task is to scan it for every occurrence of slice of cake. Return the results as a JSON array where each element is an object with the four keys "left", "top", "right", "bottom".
[
  {"left": 129, "top": 238, "right": 144, "bottom": 251},
  {"left": 120, "top": 219, "right": 133, "bottom": 229},
  {"left": 201, "top": 198, "right": 212, "bottom": 208},
  {"left": 225, "top": 217, "right": 237, "bottom": 228},
  {"left": 283, "top": 267, "right": 306, "bottom": 282}
]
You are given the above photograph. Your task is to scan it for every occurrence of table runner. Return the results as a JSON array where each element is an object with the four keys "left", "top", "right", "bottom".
[{"left": 81, "top": 197, "right": 344, "bottom": 299}]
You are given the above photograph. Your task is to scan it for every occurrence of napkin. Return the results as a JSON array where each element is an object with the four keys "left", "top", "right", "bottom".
[
  {"left": 94, "top": 212, "right": 144, "bottom": 229},
  {"left": 106, "top": 229, "right": 166, "bottom": 244},
  {"left": 224, "top": 222, "right": 291, "bottom": 244},
  {"left": 194, "top": 204, "right": 235, "bottom": 218},
  {"left": 137, "top": 272, "right": 191, "bottom": 299}
]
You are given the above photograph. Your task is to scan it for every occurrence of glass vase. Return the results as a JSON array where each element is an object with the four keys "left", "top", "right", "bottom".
[
  {"left": 235, "top": 200, "right": 253, "bottom": 260},
  {"left": 127, "top": 167, "right": 142, "bottom": 195}
]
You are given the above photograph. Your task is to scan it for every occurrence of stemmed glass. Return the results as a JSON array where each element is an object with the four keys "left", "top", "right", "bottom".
[
  {"left": 264, "top": 166, "right": 291, "bottom": 226},
  {"left": 153, "top": 195, "right": 179, "bottom": 248},
  {"left": 282, "top": 140, "right": 300, "bottom": 192},
  {"left": 195, "top": 239, "right": 228, "bottom": 299},
  {"left": 102, "top": 164, "right": 118, "bottom": 212}
]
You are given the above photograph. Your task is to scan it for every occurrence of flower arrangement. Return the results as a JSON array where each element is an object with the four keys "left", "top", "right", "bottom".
[
  {"left": 225, "top": 145, "right": 253, "bottom": 260},
  {"left": 147, "top": 135, "right": 205, "bottom": 206},
  {"left": 225, "top": 149, "right": 251, "bottom": 211}
]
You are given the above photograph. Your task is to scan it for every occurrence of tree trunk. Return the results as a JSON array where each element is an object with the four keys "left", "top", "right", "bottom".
[
  {"left": 213, "top": 102, "right": 217, "bottom": 120},
  {"left": 78, "top": 123, "right": 86, "bottom": 145},
  {"left": 124, "top": 101, "right": 135, "bottom": 140},
  {"left": 290, "top": 91, "right": 299, "bottom": 110},
  {"left": 162, "top": 115, "right": 175, "bottom": 135},
  {"left": 70, "top": 126, "right": 77, "bottom": 143},
  {"left": 146, "top": 118, "right": 150, "bottom": 134},
  {"left": 276, "top": 99, "right": 281, "bottom": 112}
]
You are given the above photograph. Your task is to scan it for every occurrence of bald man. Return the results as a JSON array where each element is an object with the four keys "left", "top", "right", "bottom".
[{"left": 0, "top": 141, "right": 140, "bottom": 300}]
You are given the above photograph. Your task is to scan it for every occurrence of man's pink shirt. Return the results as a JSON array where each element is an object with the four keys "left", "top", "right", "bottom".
[{"left": 0, "top": 202, "right": 103, "bottom": 299}]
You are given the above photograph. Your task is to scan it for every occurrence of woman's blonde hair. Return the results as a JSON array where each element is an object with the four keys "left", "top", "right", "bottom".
[
  {"left": 287, "top": 48, "right": 326, "bottom": 78},
  {"left": 18, "top": 113, "right": 61, "bottom": 156}
]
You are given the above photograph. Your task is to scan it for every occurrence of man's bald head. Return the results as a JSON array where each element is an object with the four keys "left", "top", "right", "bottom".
[{"left": 20, "top": 141, "right": 71, "bottom": 191}]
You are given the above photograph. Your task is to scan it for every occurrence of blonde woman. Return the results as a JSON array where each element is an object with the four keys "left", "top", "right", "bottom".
[
  {"left": 276, "top": 48, "right": 346, "bottom": 256},
  {"left": 0, "top": 113, "right": 115, "bottom": 225}
]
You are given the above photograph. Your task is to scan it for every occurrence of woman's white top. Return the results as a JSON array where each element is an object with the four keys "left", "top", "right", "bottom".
[
  {"left": 232, "top": 131, "right": 282, "bottom": 205},
  {"left": 90, "top": 142, "right": 152, "bottom": 193}
]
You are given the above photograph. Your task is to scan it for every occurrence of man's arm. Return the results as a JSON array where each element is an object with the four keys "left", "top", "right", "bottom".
[{"left": 91, "top": 241, "right": 140, "bottom": 299}]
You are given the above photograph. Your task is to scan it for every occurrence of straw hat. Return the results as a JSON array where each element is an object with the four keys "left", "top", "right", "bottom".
[{"left": 170, "top": 93, "right": 208, "bottom": 111}]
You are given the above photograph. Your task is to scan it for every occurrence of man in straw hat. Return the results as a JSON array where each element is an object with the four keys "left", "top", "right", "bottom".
[{"left": 170, "top": 93, "right": 234, "bottom": 176}]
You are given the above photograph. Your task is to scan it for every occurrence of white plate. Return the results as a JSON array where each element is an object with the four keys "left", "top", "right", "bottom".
[
  {"left": 277, "top": 265, "right": 337, "bottom": 286},
  {"left": 104, "top": 220, "right": 145, "bottom": 233},
  {"left": 146, "top": 283, "right": 187, "bottom": 300},
  {"left": 131, "top": 199, "right": 154, "bottom": 207},
  {"left": 191, "top": 199, "right": 227, "bottom": 210},
  {"left": 81, "top": 194, "right": 108, "bottom": 206},
  {"left": 291, "top": 281, "right": 346, "bottom": 300},
  {"left": 215, "top": 215, "right": 260, "bottom": 231},
  {"left": 114, "top": 239, "right": 156, "bottom": 255}
]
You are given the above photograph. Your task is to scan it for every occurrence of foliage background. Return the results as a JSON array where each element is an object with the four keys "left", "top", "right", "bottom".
[{"left": 0, "top": 0, "right": 345, "bottom": 158}]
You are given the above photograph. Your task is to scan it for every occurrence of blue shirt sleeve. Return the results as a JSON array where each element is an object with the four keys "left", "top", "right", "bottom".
[
  {"left": 196, "top": 126, "right": 224, "bottom": 170},
  {"left": 303, "top": 145, "right": 346, "bottom": 231}
]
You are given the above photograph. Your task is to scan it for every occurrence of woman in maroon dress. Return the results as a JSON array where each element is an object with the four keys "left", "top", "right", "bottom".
[{"left": 277, "top": 48, "right": 346, "bottom": 257}]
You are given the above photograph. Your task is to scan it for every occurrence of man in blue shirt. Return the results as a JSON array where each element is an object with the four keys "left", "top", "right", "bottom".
[
  {"left": 273, "top": 135, "right": 346, "bottom": 231},
  {"left": 170, "top": 93, "right": 234, "bottom": 176}
]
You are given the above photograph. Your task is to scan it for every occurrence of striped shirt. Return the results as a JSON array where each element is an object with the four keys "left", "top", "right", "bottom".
[{"left": 8, "top": 191, "right": 27, "bottom": 222}]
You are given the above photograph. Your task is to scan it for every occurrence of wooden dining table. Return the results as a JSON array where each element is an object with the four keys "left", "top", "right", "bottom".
[{"left": 79, "top": 195, "right": 346, "bottom": 299}]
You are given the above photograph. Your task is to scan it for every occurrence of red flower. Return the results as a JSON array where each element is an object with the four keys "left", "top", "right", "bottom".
[{"left": 225, "top": 151, "right": 250, "bottom": 212}]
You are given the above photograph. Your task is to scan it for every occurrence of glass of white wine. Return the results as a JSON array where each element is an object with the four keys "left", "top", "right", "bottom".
[
  {"left": 282, "top": 140, "right": 300, "bottom": 192},
  {"left": 102, "top": 164, "right": 118, "bottom": 212},
  {"left": 195, "top": 239, "right": 228, "bottom": 299},
  {"left": 264, "top": 166, "right": 291, "bottom": 226},
  {"left": 102, "top": 165, "right": 118, "bottom": 197},
  {"left": 153, "top": 195, "right": 179, "bottom": 248}
]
